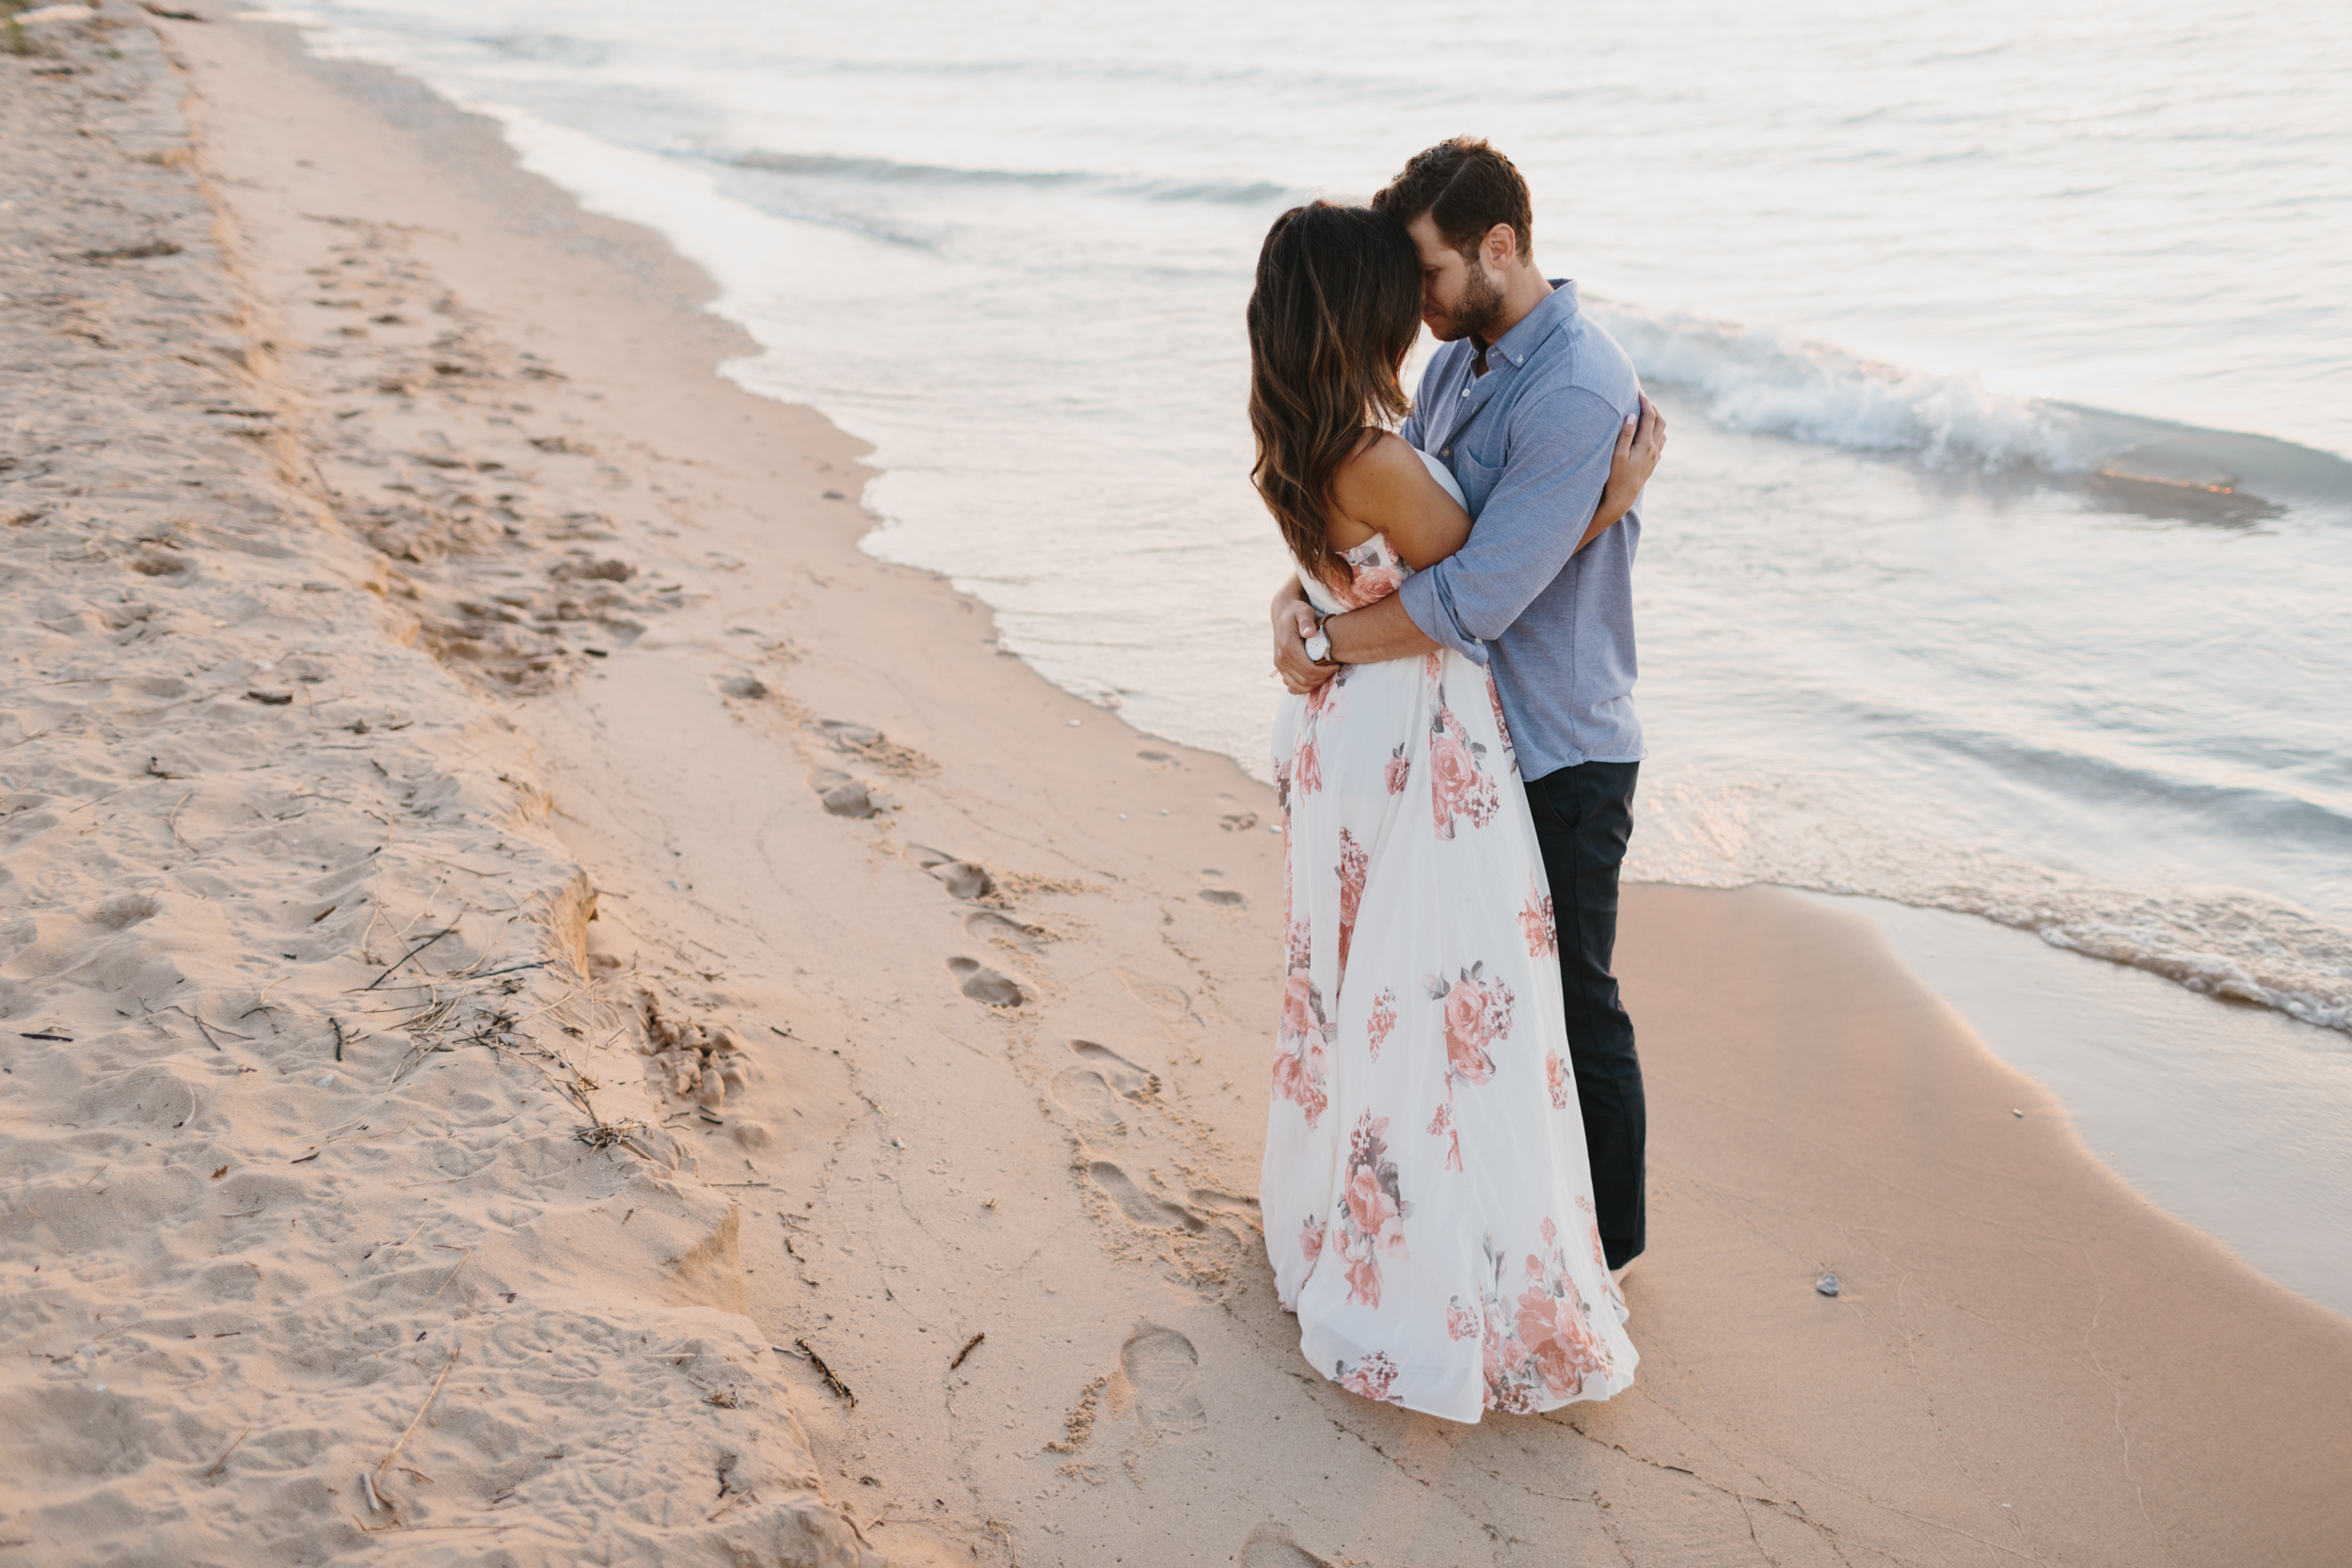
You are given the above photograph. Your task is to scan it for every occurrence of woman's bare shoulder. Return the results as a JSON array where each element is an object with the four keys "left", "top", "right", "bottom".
[{"left": 1328, "top": 430, "right": 1428, "bottom": 518}]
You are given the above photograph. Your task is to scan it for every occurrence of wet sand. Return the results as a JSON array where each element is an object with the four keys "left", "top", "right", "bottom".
[{"left": 2, "top": 8, "right": 2348, "bottom": 1564}]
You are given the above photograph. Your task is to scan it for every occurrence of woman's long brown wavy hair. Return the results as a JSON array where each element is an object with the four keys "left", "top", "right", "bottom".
[{"left": 1247, "top": 201, "right": 1422, "bottom": 587}]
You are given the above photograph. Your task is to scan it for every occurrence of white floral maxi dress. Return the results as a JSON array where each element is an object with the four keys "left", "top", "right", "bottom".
[{"left": 1263, "top": 451, "right": 1636, "bottom": 1423}]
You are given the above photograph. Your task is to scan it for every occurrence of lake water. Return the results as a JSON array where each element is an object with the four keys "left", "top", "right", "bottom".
[{"left": 264, "top": 0, "right": 2352, "bottom": 1045}]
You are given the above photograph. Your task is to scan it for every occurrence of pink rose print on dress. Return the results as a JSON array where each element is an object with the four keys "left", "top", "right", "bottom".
[
  {"left": 1366, "top": 987, "right": 1398, "bottom": 1059},
  {"left": 1425, "top": 961, "right": 1512, "bottom": 1090},
  {"left": 1384, "top": 743, "right": 1410, "bottom": 795},
  {"left": 1295, "top": 736, "right": 1324, "bottom": 798},
  {"left": 1331, "top": 1109, "right": 1409, "bottom": 1307},
  {"left": 1519, "top": 875, "right": 1556, "bottom": 957},
  {"left": 1300, "top": 1215, "right": 1327, "bottom": 1265},
  {"left": 1515, "top": 1284, "right": 1610, "bottom": 1398},
  {"left": 1335, "top": 536, "right": 1407, "bottom": 610},
  {"left": 1445, "top": 1299, "right": 1482, "bottom": 1341},
  {"left": 1335, "top": 828, "right": 1368, "bottom": 973},
  {"left": 1344, "top": 1252, "right": 1384, "bottom": 1308},
  {"left": 1343, "top": 540, "right": 1406, "bottom": 608},
  {"left": 1428, "top": 689, "right": 1501, "bottom": 839},
  {"left": 1579, "top": 1195, "right": 1619, "bottom": 1306},
  {"left": 1486, "top": 671, "right": 1515, "bottom": 763},
  {"left": 1335, "top": 1352, "right": 1401, "bottom": 1403},
  {"left": 1472, "top": 1219, "right": 1614, "bottom": 1411},
  {"left": 1426, "top": 1101, "right": 1463, "bottom": 1172},
  {"left": 1545, "top": 1049, "right": 1570, "bottom": 1111},
  {"left": 1273, "top": 950, "right": 1333, "bottom": 1129}
]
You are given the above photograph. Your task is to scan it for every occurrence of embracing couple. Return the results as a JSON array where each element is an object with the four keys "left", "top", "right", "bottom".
[{"left": 1250, "top": 137, "right": 1666, "bottom": 1422}]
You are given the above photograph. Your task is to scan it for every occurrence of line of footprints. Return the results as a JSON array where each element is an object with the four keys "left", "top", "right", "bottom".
[{"left": 803, "top": 729, "right": 1259, "bottom": 1237}]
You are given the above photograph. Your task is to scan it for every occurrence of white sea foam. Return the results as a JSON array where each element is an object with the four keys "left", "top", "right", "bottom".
[
  {"left": 1594, "top": 306, "right": 2088, "bottom": 474},
  {"left": 1629, "top": 768, "right": 2352, "bottom": 1037}
]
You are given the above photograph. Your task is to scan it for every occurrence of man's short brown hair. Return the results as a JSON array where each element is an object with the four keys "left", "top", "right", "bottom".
[{"left": 1372, "top": 137, "right": 1534, "bottom": 261}]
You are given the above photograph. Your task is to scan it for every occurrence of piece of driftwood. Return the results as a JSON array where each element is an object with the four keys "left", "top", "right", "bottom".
[{"left": 793, "top": 1338, "right": 856, "bottom": 1408}]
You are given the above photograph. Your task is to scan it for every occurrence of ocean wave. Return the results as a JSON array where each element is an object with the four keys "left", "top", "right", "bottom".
[
  {"left": 1596, "top": 303, "right": 2352, "bottom": 517},
  {"left": 1595, "top": 305, "right": 2088, "bottom": 471},
  {"left": 1629, "top": 769, "right": 2352, "bottom": 1038},
  {"left": 714, "top": 147, "right": 1292, "bottom": 207}
]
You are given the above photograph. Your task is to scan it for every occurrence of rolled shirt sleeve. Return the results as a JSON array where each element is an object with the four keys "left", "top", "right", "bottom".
[{"left": 1399, "top": 386, "right": 1624, "bottom": 663}]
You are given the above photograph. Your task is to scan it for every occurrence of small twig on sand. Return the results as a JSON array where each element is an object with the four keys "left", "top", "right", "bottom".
[
  {"left": 376, "top": 1349, "right": 460, "bottom": 1481},
  {"left": 420, "top": 1247, "right": 472, "bottom": 1307},
  {"left": 330, "top": 1017, "right": 345, "bottom": 1061},
  {"left": 949, "top": 1332, "right": 985, "bottom": 1370},
  {"left": 793, "top": 1338, "right": 856, "bottom": 1408},
  {"left": 364, "top": 927, "right": 457, "bottom": 990},
  {"left": 574, "top": 1116, "right": 652, "bottom": 1158},
  {"left": 450, "top": 959, "right": 548, "bottom": 984},
  {"left": 202, "top": 1427, "right": 250, "bottom": 1482}
]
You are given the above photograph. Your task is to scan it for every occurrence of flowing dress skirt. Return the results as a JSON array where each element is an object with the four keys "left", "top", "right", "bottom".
[{"left": 1263, "top": 622, "right": 1637, "bottom": 1422}]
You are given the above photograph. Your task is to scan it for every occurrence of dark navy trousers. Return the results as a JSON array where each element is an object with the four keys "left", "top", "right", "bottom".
[{"left": 1523, "top": 759, "right": 1645, "bottom": 1269}]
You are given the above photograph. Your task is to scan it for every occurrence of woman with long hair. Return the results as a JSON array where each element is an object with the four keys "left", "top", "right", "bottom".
[{"left": 1249, "top": 200, "right": 1655, "bottom": 1420}]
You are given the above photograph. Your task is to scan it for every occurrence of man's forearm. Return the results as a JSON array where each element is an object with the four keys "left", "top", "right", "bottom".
[{"left": 1328, "top": 594, "right": 1439, "bottom": 665}]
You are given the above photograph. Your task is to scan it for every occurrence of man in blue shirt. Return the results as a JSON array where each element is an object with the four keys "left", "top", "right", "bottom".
[{"left": 1271, "top": 138, "right": 1658, "bottom": 1275}]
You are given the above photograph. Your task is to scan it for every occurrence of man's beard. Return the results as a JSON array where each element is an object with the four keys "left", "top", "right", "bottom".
[{"left": 1433, "top": 260, "right": 1507, "bottom": 343}]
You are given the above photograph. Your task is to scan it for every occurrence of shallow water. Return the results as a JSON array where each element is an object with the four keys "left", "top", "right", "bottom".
[{"left": 265, "top": 0, "right": 2352, "bottom": 1037}]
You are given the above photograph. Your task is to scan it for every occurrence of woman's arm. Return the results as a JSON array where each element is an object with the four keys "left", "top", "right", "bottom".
[
  {"left": 1327, "top": 433, "right": 1471, "bottom": 569},
  {"left": 1575, "top": 393, "right": 1666, "bottom": 556}
]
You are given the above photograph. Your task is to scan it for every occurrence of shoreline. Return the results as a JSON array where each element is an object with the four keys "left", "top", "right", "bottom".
[
  {"left": 4, "top": 9, "right": 2349, "bottom": 1565},
  {"left": 1824, "top": 891, "right": 2352, "bottom": 1321}
]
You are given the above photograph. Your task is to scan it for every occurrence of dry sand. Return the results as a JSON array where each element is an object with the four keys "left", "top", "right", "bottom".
[{"left": 3, "top": 8, "right": 2348, "bottom": 1565}]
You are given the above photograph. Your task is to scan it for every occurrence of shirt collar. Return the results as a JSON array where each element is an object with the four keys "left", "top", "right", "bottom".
[{"left": 1470, "top": 278, "right": 1580, "bottom": 373}]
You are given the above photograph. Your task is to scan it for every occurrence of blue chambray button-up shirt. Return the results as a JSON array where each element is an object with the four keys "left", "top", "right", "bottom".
[{"left": 1396, "top": 280, "right": 1647, "bottom": 780}]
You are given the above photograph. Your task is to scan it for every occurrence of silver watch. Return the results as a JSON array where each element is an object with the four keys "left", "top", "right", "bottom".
[{"left": 1303, "top": 616, "right": 1334, "bottom": 666}]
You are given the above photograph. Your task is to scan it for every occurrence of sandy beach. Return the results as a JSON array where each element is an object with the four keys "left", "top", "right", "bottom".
[{"left": 4, "top": 8, "right": 2350, "bottom": 1565}]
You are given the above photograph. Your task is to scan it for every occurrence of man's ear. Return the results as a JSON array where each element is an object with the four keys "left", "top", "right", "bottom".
[{"left": 1483, "top": 223, "right": 1518, "bottom": 274}]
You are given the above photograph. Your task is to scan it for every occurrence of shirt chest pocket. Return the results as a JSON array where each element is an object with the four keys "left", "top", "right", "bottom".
[{"left": 1447, "top": 447, "right": 1504, "bottom": 515}]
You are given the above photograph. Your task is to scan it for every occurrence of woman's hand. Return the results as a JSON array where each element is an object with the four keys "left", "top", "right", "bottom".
[
  {"left": 1270, "top": 578, "right": 1335, "bottom": 694},
  {"left": 1597, "top": 392, "right": 1666, "bottom": 527}
]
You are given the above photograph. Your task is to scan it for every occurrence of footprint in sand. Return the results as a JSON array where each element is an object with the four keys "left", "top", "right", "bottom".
[
  {"left": 908, "top": 844, "right": 994, "bottom": 899},
  {"left": 1239, "top": 1524, "right": 1333, "bottom": 1568},
  {"left": 1120, "top": 1323, "right": 1208, "bottom": 1436},
  {"left": 810, "top": 768, "right": 875, "bottom": 818},
  {"left": 946, "top": 957, "right": 1022, "bottom": 1007},
  {"left": 1199, "top": 887, "right": 1246, "bottom": 907},
  {"left": 1089, "top": 1163, "right": 1203, "bottom": 1233},
  {"left": 1187, "top": 1188, "right": 1260, "bottom": 1219},
  {"left": 965, "top": 910, "right": 1047, "bottom": 951},
  {"left": 930, "top": 862, "right": 993, "bottom": 898},
  {"left": 1069, "top": 1039, "right": 1160, "bottom": 1101},
  {"left": 818, "top": 719, "right": 881, "bottom": 748},
  {"left": 1052, "top": 1068, "right": 1128, "bottom": 1132}
]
